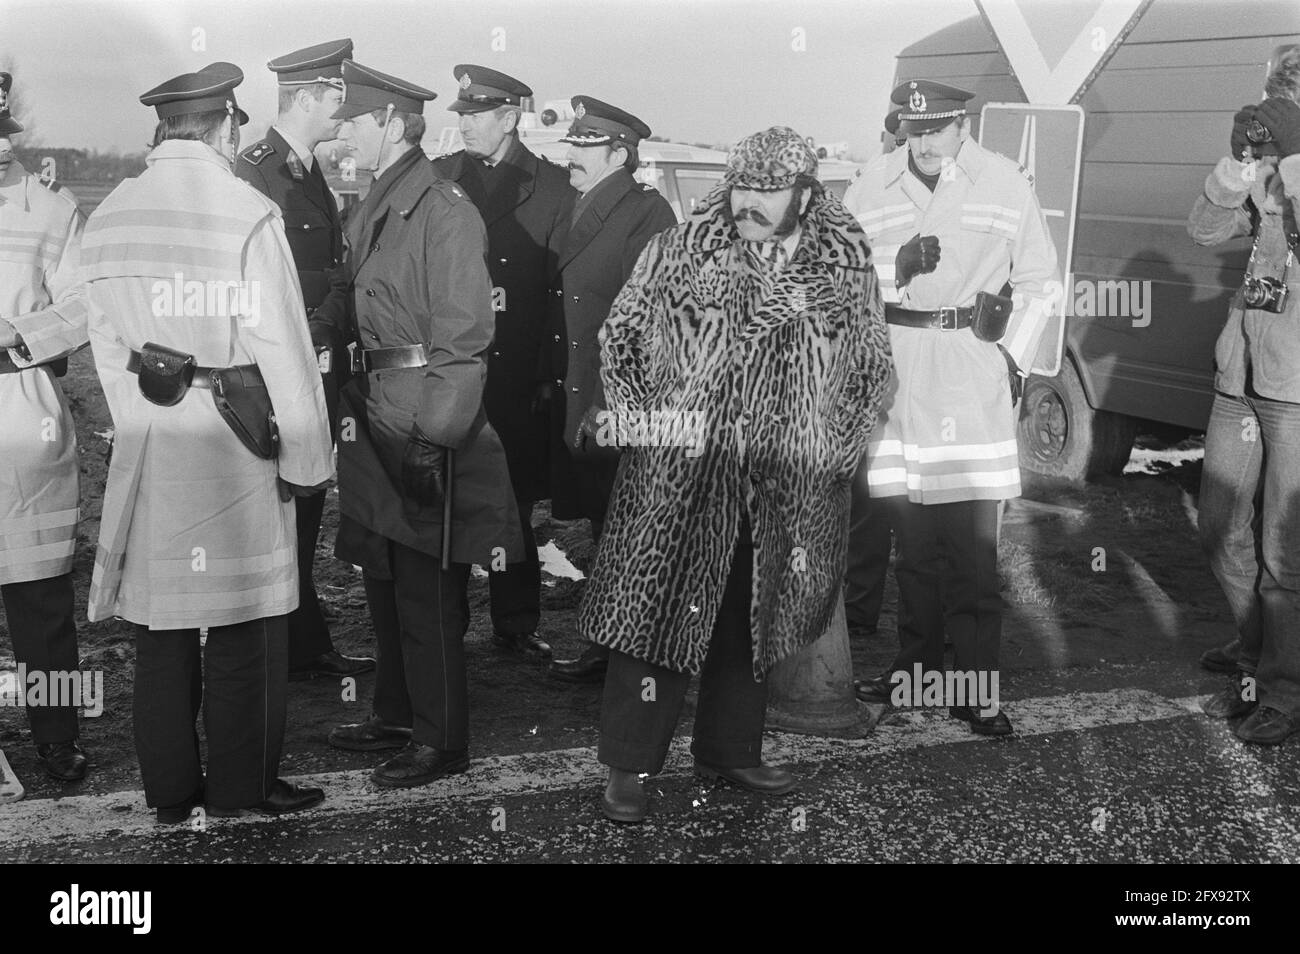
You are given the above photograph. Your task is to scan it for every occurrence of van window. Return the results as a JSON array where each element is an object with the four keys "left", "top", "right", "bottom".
[{"left": 675, "top": 167, "right": 725, "bottom": 215}]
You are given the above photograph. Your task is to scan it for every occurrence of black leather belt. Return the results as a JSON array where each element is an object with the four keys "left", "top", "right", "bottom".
[
  {"left": 351, "top": 344, "right": 427, "bottom": 373},
  {"left": 0, "top": 349, "right": 18, "bottom": 374},
  {"left": 126, "top": 350, "right": 264, "bottom": 389},
  {"left": 885, "top": 304, "right": 975, "bottom": 331}
]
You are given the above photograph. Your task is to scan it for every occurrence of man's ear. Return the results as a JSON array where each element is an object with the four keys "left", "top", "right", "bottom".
[
  {"left": 386, "top": 115, "right": 406, "bottom": 144},
  {"left": 294, "top": 87, "right": 314, "bottom": 113}
]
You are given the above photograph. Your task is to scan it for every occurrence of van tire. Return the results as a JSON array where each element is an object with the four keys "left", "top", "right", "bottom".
[{"left": 1018, "top": 358, "right": 1137, "bottom": 483}]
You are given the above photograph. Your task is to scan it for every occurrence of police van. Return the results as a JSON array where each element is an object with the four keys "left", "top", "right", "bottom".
[{"left": 897, "top": 0, "right": 1299, "bottom": 482}]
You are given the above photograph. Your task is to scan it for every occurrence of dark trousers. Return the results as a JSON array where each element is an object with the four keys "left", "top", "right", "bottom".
[
  {"left": 363, "top": 542, "right": 471, "bottom": 750},
  {"left": 288, "top": 489, "right": 333, "bottom": 667},
  {"left": 488, "top": 497, "right": 540, "bottom": 637},
  {"left": 1, "top": 573, "right": 80, "bottom": 745},
  {"left": 133, "top": 615, "right": 288, "bottom": 810},
  {"left": 845, "top": 488, "right": 893, "bottom": 632},
  {"left": 887, "top": 497, "right": 1001, "bottom": 675},
  {"left": 598, "top": 543, "right": 766, "bottom": 775}
]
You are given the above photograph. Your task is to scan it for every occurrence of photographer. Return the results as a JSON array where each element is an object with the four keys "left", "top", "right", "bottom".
[{"left": 1190, "top": 47, "right": 1300, "bottom": 744}]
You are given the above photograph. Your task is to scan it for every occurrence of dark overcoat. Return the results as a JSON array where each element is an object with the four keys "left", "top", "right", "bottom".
[
  {"left": 432, "top": 137, "right": 575, "bottom": 502},
  {"left": 577, "top": 187, "right": 893, "bottom": 676},
  {"left": 541, "top": 168, "right": 677, "bottom": 520},
  {"left": 333, "top": 149, "right": 523, "bottom": 574}
]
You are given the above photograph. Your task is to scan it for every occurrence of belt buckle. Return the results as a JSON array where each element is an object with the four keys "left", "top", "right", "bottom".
[{"left": 938, "top": 306, "right": 959, "bottom": 331}]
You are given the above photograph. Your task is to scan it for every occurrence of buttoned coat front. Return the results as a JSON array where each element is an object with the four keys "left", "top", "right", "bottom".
[{"left": 334, "top": 150, "right": 523, "bottom": 571}]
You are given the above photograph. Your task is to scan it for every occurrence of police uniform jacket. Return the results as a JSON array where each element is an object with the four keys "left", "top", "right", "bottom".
[
  {"left": 79, "top": 140, "right": 334, "bottom": 629},
  {"left": 542, "top": 167, "right": 676, "bottom": 518},
  {"left": 0, "top": 162, "right": 88, "bottom": 585},
  {"left": 334, "top": 147, "right": 523, "bottom": 571},
  {"left": 432, "top": 136, "right": 575, "bottom": 501},
  {"left": 843, "top": 138, "right": 1058, "bottom": 504},
  {"left": 1189, "top": 153, "right": 1300, "bottom": 402}
]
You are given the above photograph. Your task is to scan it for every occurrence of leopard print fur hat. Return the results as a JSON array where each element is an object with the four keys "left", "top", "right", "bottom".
[{"left": 724, "top": 126, "right": 818, "bottom": 190}]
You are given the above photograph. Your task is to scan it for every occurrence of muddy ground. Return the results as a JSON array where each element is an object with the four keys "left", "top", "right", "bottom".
[{"left": 0, "top": 346, "right": 1228, "bottom": 803}]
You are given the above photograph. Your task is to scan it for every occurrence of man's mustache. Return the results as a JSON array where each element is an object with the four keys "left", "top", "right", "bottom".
[
  {"left": 568, "top": 163, "right": 585, "bottom": 173},
  {"left": 735, "top": 208, "right": 772, "bottom": 226}
]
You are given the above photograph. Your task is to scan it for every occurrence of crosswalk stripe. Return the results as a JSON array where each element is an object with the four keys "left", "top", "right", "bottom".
[{"left": 0, "top": 689, "right": 1207, "bottom": 846}]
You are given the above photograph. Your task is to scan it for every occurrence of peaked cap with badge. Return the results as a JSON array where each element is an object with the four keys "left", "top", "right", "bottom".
[
  {"left": 140, "top": 62, "right": 249, "bottom": 125},
  {"left": 447, "top": 64, "right": 531, "bottom": 114},
  {"left": 0, "top": 71, "right": 23, "bottom": 135},
  {"left": 561, "top": 96, "right": 651, "bottom": 148},
  {"left": 892, "top": 79, "right": 974, "bottom": 135},
  {"left": 268, "top": 37, "right": 352, "bottom": 87},
  {"left": 331, "top": 60, "right": 436, "bottom": 120}
]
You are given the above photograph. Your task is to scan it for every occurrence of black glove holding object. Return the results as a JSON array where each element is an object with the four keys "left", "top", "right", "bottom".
[
  {"left": 1254, "top": 97, "right": 1300, "bottom": 159},
  {"left": 896, "top": 233, "right": 941, "bottom": 287},
  {"left": 1230, "top": 105, "right": 1257, "bottom": 160},
  {"left": 401, "top": 425, "right": 448, "bottom": 506}
]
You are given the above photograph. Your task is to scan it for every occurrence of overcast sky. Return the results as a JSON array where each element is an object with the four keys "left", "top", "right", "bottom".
[{"left": 3, "top": 0, "right": 975, "bottom": 158}]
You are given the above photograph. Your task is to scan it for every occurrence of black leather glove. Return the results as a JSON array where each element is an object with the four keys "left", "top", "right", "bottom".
[
  {"left": 896, "top": 233, "right": 941, "bottom": 287},
  {"left": 401, "top": 426, "right": 448, "bottom": 506},
  {"left": 1231, "top": 105, "right": 1257, "bottom": 160},
  {"left": 1254, "top": 97, "right": 1300, "bottom": 159}
]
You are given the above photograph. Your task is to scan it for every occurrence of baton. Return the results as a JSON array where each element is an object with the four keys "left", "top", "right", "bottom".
[{"left": 441, "top": 447, "right": 455, "bottom": 571}]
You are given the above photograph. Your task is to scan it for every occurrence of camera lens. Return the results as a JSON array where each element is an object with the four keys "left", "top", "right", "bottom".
[
  {"left": 1243, "top": 279, "right": 1268, "bottom": 308},
  {"left": 1246, "top": 120, "right": 1273, "bottom": 145}
]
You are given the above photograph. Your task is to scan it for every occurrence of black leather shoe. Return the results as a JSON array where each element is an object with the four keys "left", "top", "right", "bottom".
[
  {"left": 1201, "top": 673, "right": 1257, "bottom": 719},
  {"left": 950, "top": 705, "right": 1014, "bottom": 736},
  {"left": 371, "top": 742, "right": 469, "bottom": 788},
  {"left": 1236, "top": 705, "right": 1300, "bottom": 745},
  {"left": 602, "top": 768, "right": 647, "bottom": 823},
  {"left": 1200, "top": 642, "right": 1240, "bottom": 675},
  {"left": 854, "top": 673, "right": 894, "bottom": 705},
  {"left": 289, "top": 650, "right": 376, "bottom": 682},
  {"left": 694, "top": 761, "right": 797, "bottom": 795},
  {"left": 328, "top": 714, "right": 412, "bottom": 751},
  {"left": 493, "top": 632, "right": 552, "bottom": 658},
  {"left": 36, "top": 741, "right": 88, "bottom": 782},
  {"left": 156, "top": 783, "right": 205, "bottom": 825},
  {"left": 550, "top": 643, "right": 610, "bottom": 683},
  {"left": 208, "top": 779, "right": 325, "bottom": 817}
]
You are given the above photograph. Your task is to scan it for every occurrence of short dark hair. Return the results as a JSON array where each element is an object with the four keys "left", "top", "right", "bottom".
[
  {"left": 370, "top": 107, "right": 425, "bottom": 146},
  {"left": 278, "top": 82, "right": 333, "bottom": 115},
  {"left": 620, "top": 142, "right": 640, "bottom": 173},
  {"left": 150, "top": 109, "right": 227, "bottom": 149}
]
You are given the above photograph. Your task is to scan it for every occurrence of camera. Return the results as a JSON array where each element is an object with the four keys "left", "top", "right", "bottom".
[
  {"left": 1242, "top": 274, "right": 1290, "bottom": 313},
  {"left": 1246, "top": 119, "right": 1274, "bottom": 144}
]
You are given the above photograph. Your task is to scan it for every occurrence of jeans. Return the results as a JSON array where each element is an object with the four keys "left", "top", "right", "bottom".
[{"left": 1199, "top": 389, "right": 1300, "bottom": 715}]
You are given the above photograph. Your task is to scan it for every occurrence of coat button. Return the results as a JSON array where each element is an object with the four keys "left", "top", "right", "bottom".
[
  {"left": 572, "top": 295, "right": 580, "bottom": 302},
  {"left": 554, "top": 378, "right": 563, "bottom": 388},
  {"left": 570, "top": 340, "right": 578, "bottom": 349},
  {"left": 368, "top": 332, "right": 379, "bottom": 340},
  {"left": 371, "top": 243, "right": 380, "bottom": 252},
  {"left": 365, "top": 289, "right": 376, "bottom": 297},
  {"left": 492, "top": 350, "right": 501, "bottom": 357},
  {"left": 553, "top": 334, "right": 561, "bottom": 342},
  {"left": 500, "top": 258, "right": 508, "bottom": 264},
  {"left": 571, "top": 386, "right": 579, "bottom": 393}
]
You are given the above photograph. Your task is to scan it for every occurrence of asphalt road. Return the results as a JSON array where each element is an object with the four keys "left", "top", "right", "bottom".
[{"left": 3, "top": 659, "right": 1295, "bottom": 864}]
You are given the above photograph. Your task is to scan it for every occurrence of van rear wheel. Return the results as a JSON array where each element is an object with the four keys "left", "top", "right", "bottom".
[{"left": 1018, "top": 359, "right": 1137, "bottom": 483}]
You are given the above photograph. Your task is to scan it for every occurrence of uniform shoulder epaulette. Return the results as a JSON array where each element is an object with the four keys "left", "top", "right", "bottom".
[
  {"left": 638, "top": 183, "right": 659, "bottom": 194},
  {"left": 239, "top": 140, "right": 275, "bottom": 166},
  {"left": 1017, "top": 162, "right": 1035, "bottom": 185}
]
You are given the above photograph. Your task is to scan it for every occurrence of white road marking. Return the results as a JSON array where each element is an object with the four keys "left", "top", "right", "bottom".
[{"left": 0, "top": 689, "right": 1207, "bottom": 847}]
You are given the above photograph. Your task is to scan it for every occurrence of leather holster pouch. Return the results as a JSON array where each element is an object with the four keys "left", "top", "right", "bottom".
[
  {"left": 137, "top": 342, "right": 196, "bottom": 406},
  {"left": 210, "top": 367, "right": 280, "bottom": 459},
  {"left": 971, "top": 291, "right": 1013, "bottom": 342}
]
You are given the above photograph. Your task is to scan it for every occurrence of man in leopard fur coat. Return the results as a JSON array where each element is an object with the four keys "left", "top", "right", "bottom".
[{"left": 579, "top": 126, "right": 892, "bottom": 822}]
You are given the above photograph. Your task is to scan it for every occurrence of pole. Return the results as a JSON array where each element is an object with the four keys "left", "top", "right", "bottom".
[{"left": 765, "top": 596, "right": 879, "bottom": 737}]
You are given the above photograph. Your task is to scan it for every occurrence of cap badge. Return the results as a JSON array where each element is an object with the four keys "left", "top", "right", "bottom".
[
  {"left": 909, "top": 90, "right": 926, "bottom": 112},
  {"left": 459, "top": 73, "right": 472, "bottom": 89},
  {"left": 575, "top": 102, "right": 586, "bottom": 119},
  {"left": 0, "top": 88, "right": 7, "bottom": 110}
]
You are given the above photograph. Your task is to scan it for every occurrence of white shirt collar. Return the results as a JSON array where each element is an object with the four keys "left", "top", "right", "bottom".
[{"left": 274, "top": 126, "right": 316, "bottom": 172}]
